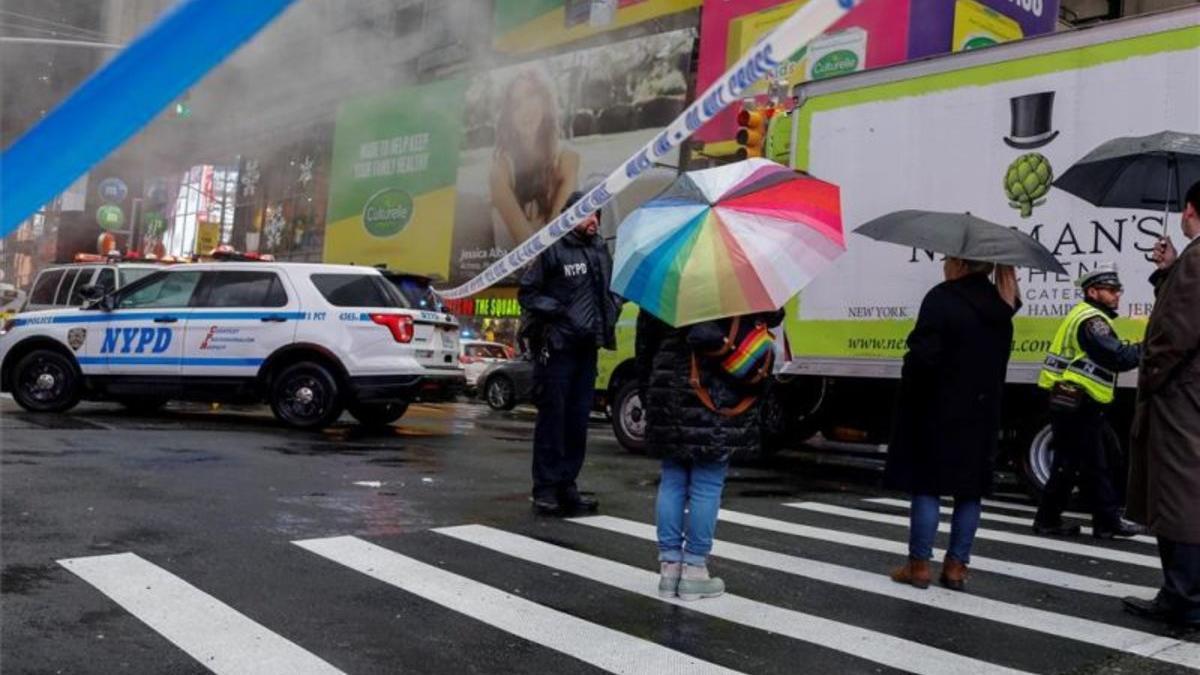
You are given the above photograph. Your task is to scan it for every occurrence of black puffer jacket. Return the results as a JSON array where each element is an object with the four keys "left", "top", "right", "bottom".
[
  {"left": 636, "top": 310, "right": 784, "bottom": 463},
  {"left": 518, "top": 230, "right": 620, "bottom": 351}
]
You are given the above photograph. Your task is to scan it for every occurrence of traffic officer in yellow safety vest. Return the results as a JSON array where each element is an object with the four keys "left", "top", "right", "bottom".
[{"left": 1034, "top": 263, "right": 1147, "bottom": 539}]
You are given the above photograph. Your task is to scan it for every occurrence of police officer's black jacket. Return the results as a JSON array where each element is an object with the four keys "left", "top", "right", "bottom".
[
  {"left": 518, "top": 230, "right": 620, "bottom": 352},
  {"left": 1076, "top": 298, "right": 1141, "bottom": 373}
]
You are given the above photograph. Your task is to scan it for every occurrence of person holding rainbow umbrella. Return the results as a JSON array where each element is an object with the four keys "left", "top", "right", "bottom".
[{"left": 612, "top": 158, "right": 844, "bottom": 599}]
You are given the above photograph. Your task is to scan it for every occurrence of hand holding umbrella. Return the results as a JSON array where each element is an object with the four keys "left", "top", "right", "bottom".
[{"left": 1053, "top": 131, "right": 1200, "bottom": 257}]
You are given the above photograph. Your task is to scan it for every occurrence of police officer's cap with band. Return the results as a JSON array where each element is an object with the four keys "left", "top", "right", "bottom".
[{"left": 1076, "top": 262, "right": 1122, "bottom": 291}]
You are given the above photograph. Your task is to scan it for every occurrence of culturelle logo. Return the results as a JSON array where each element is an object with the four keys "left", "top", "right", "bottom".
[
  {"left": 811, "top": 50, "right": 858, "bottom": 80},
  {"left": 362, "top": 187, "right": 414, "bottom": 238}
]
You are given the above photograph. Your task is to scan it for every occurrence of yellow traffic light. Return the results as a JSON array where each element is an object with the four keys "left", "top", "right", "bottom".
[{"left": 736, "top": 108, "right": 767, "bottom": 159}]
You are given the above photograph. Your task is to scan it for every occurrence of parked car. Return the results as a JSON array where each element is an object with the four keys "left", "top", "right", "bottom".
[
  {"left": 477, "top": 354, "right": 534, "bottom": 411},
  {"left": 0, "top": 258, "right": 464, "bottom": 429},
  {"left": 460, "top": 340, "right": 512, "bottom": 391},
  {"left": 0, "top": 283, "right": 25, "bottom": 322}
]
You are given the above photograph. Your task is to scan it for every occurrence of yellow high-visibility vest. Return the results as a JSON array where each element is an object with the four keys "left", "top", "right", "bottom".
[{"left": 1037, "top": 302, "right": 1118, "bottom": 404}]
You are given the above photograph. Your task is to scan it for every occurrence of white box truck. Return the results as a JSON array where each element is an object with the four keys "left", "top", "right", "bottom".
[{"left": 777, "top": 8, "right": 1199, "bottom": 492}]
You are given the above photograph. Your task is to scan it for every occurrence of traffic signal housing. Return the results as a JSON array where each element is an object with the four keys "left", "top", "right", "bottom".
[{"left": 736, "top": 108, "right": 767, "bottom": 159}]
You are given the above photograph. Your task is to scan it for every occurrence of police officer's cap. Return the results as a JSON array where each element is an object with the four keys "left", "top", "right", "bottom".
[
  {"left": 1077, "top": 262, "right": 1122, "bottom": 290},
  {"left": 564, "top": 191, "right": 600, "bottom": 219}
]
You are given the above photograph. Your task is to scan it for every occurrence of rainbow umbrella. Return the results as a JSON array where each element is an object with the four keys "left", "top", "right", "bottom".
[{"left": 612, "top": 158, "right": 844, "bottom": 327}]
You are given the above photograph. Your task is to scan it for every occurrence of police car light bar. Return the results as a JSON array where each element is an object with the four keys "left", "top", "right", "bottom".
[{"left": 210, "top": 246, "right": 274, "bottom": 262}]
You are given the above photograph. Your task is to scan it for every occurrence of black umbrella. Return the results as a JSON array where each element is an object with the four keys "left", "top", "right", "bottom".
[
  {"left": 1053, "top": 131, "right": 1200, "bottom": 221},
  {"left": 854, "top": 209, "right": 1067, "bottom": 274}
]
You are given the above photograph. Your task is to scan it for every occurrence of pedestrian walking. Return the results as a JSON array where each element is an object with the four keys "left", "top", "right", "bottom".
[
  {"left": 887, "top": 259, "right": 1020, "bottom": 591},
  {"left": 1123, "top": 180, "right": 1200, "bottom": 625},
  {"left": 518, "top": 191, "right": 620, "bottom": 516},
  {"left": 1033, "top": 263, "right": 1145, "bottom": 539},
  {"left": 637, "top": 308, "right": 783, "bottom": 601}
]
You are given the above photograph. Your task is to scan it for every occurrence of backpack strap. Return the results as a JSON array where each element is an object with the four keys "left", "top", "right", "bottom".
[{"left": 690, "top": 351, "right": 765, "bottom": 417}]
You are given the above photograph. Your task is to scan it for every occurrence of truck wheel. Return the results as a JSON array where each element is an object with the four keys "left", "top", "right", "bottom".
[
  {"left": 348, "top": 402, "right": 408, "bottom": 428},
  {"left": 612, "top": 380, "right": 646, "bottom": 453},
  {"left": 1018, "top": 420, "right": 1126, "bottom": 499},
  {"left": 270, "top": 361, "right": 344, "bottom": 429},
  {"left": 1019, "top": 423, "right": 1056, "bottom": 497},
  {"left": 12, "top": 349, "right": 82, "bottom": 413}
]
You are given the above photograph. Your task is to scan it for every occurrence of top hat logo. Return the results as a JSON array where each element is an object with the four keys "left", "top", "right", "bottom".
[{"left": 1004, "top": 92, "right": 1059, "bottom": 150}]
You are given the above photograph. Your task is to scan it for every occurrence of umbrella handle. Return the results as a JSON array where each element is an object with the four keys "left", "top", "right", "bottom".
[{"left": 1162, "top": 154, "right": 1178, "bottom": 238}]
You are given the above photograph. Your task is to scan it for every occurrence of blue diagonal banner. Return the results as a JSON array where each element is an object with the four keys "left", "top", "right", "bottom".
[{"left": 0, "top": 0, "right": 297, "bottom": 236}]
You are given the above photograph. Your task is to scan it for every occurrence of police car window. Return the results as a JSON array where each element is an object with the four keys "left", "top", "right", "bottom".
[
  {"left": 385, "top": 276, "right": 434, "bottom": 310},
  {"left": 119, "top": 267, "right": 157, "bottom": 286},
  {"left": 95, "top": 268, "right": 116, "bottom": 293},
  {"left": 67, "top": 267, "right": 97, "bottom": 306},
  {"left": 198, "top": 271, "right": 288, "bottom": 308},
  {"left": 28, "top": 269, "right": 65, "bottom": 306},
  {"left": 118, "top": 271, "right": 202, "bottom": 309},
  {"left": 310, "top": 274, "right": 402, "bottom": 308},
  {"left": 54, "top": 269, "right": 82, "bottom": 306}
]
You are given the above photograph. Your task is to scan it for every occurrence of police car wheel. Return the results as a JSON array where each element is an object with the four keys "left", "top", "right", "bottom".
[
  {"left": 12, "top": 349, "right": 81, "bottom": 413},
  {"left": 348, "top": 402, "right": 408, "bottom": 428},
  {"left": 485, "top": 376, "right": 516, "bottom": 411},
  {"left": 270, "top": 361, "right": 343, "bottom": 429}
]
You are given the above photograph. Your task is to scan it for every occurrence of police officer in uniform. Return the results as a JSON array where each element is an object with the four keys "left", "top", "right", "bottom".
[
  {"left": 1034, "top": 263, "right": 1146, "bottom": 539},
  {"left": 519, "top": 191, "right": 621, "bottom": 515}
]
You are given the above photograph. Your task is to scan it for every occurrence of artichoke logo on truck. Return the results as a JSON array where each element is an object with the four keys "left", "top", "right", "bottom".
[
  {"left": 362, "top": 187, "right": 414, "bottom": 238},
  {"left": 1001, "top": 92, "right": 1059, "bottom": 218}
]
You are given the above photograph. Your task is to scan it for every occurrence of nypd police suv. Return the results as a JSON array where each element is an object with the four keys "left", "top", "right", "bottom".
[{"left": 0, "top": 260, "right": 464, "bottom": 429}]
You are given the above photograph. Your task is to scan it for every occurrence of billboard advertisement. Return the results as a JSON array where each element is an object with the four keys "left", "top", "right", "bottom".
[
  {"left": 492, "top": 0, "right": 700, "bottom": 54},
  {"left": 325, "top": 29, "right": 693, "bottom": 284},
  {"left": 909, "top": 0, "right": 1061, "bottom": 60},
  {"left": 694, "top": 0, "right": 1060, "bottom": 150},
  {"left": 694, "top": 0, "right": 912, "bottom": 150},
  {"left": 324, "top": 79, "right": 465, "bottom": 278}
]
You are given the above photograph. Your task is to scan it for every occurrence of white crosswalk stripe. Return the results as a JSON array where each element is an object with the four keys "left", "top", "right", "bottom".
[
  {"left": 787, "top": 502, "right": 1162, "bottom": 568},
  {"left": 294, "top": 535, "right": 741, "bottom": 675},
  {"left": 58, "top": 553, "right": 344, "bottom": 675},
  {"left": 571, "top": 515, "right": 1200, "bottom": 670},
  {"left": 55, "top": 497, "right": 1182, "bottom": 674},
  {"left": 955, "top": 497, "right": 1092, "bottom": 522},
  {"left": 868, "top": 497, "right": 1159, "bottom": 545},
  {"left": 436, "top": 524, "right": 1031, "bottom": 675},
  {"left": 717, "top": 508, "right": 1155, "bottom": 598}
]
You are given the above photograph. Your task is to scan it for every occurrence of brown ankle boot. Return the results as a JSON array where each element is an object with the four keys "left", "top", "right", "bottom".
[
  {"left": 890, "top": 558, "right": 931, "bottom": 589},
  {"left": 940, "top": 556, "right": 968, "bottom": 591}
]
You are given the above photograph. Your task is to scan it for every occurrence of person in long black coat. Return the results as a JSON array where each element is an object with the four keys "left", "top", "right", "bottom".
[
  {"left": 636, "top": 308, "right": 783, "bottom": 601},
  {"left": 886, "top": 259, "right": 1019, "bottom": 591}
]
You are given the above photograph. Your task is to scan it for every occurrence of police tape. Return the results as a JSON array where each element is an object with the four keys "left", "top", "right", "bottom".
[{"left": 438, "top": 0, "right": 862, "bottom": 300}]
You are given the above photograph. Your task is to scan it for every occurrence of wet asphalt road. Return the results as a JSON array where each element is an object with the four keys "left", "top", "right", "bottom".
[{"left": 1, "top": 398, "right": 1196, "bottom": 674}]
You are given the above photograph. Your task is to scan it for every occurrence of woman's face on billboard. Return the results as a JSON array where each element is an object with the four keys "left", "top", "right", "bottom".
[{"left": 511, "top": 79, "right": 544, "bottom": 142}]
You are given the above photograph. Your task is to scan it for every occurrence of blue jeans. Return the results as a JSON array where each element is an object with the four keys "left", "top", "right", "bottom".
[
  {"left": 909, "top": 494, "right": 982, "bottom": 564},
  {"left": 656, "top": 457, "right": 729, "bottom": 566}
]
